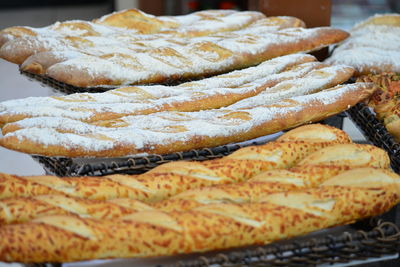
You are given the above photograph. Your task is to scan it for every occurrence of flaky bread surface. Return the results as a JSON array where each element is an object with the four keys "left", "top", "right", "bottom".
[
  {"left": 0, "top": 167, "right": 398, "bottom": 263},
  {"left": 0, "top": 124, "right": 351, "bottom": 201},
  {"left": 0, "top": 143, "right": 389, "bottom": 224}
]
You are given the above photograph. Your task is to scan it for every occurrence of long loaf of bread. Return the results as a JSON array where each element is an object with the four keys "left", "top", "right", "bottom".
[
  {"left": 0, "top": 124, "right": 351, "bottom": 201},
  {"left": 0, "top": 54, "right": 323, "bottom": 126},
  {"left": 154, "top": 143, "right": 389, "bottom": 212},
  {"left": 0, "top": 167, "right": 398, "bottom": 262},
  {"left": 0, "top": 9, "right": 269, "bottom": 47},
  {"left": 0, "top": 9, "right": 347, "bottom": 87},
  {"left": 0, "top": 82, "right": 374, "bottom": 157},
  {"left": 0, "top": 143, "right": 389, "bottom": 224},
  {"left": 5, "top": 15, "right": 299, "bottom": 67}
]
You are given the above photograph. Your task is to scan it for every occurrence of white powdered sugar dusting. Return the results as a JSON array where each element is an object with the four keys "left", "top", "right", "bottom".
[
  {"left": 326, "top": 14, "right": 400, "bottom": 74},
  {"left": 0, "top": 54, "right": 316, "bottom": 121},
  {"left": 0, "top": 8, "right": 345, "bottom": 87},
  {"left": 2, "top": 80, "right": 368, "bottom": 156}
]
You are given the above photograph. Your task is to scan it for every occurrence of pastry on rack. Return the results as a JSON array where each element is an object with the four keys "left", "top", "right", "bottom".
[
  {"left": 0, "top": 8, "right": 347, "bottom": 87},
  {"left": 326, "top": 14, "right": 400, "bottom": 76},
  {"left": 358, "top": 73, "right": 400, "bottom": 141},
  {"left": 0, "top": 167, "right": 398, "bottom": 262},
  {"left": 0, "top": 124, "right": 353, "bottom": 202},
  {"left": 0, "top": 54, "right": 352, "bottom": 126},
  {"left": 0, "top": 81, "right": 374, "bottom": 157},
  {"left": 0, "top": 142, "right": 390, "bottom": 224}
]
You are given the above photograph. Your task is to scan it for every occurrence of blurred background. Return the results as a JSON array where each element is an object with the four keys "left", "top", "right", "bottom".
[{"left": 0, "top": 0, "right": 399, "bottom": 175}]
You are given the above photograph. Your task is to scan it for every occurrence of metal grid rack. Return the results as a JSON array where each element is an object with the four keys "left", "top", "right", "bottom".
[
  {"left": 20, "top": 70, "right": 207, "bottom": 94},
  {"left": 21, "top": 70, "right": 115, "bottom": 93},
  {"left": 164, "top": 219, "right": 400, "bottom": 267},
  {"left": 31, "top": 134, "right": 276, "bottom": 177},
  {"left": 346, "top": 102, "right": 400, "bottom": 173}
]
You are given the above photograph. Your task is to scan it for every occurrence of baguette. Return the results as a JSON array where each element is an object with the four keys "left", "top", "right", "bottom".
[
  {"left": 13, "top": 15, "right": 298, "bottom": 71},
  {"left": 0, "top": 167, "right": 398, "bottom": 263},
  {"left": 0, "top": 124, "right": 351, "bottom": 201},
  {"left": 1, "top": 18, "right": 347, "bottom": 87},
  {"left": 153, "top": 143, "right": 389, "bottom": 212},
  {"left": 32, "top": 27, "right": 350, "bottom": 87},
  {"left": 0, "top": 143, "right": 389, "bottom": 224},
  {"left": 0, "top": 82, "right": 374, "bottom": 157},
  {"left": 0, "top": 60, "right": 353, "bottom": 130},
  {"left": 0, "top": 54, "right": 319, "bottom": 126},
  {"left": 0, "top": 9, "right": 266, "bottom": 51}
]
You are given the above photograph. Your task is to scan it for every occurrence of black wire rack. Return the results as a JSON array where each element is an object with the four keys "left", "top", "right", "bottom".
[
  {"left": 31, "top": 134, "right": 277, "bottom": 177},
  {"left": 20, "top": 70, "right": 207, "bottom": 94},
  {"left": 346, "top": 102, "right": 400, "bottom": 173},
  {"left": 21, "top": 70, "right": 115, "bottom": 93},
  {"left": 163, "top": 220, "right": 400, "bottom": 267}
]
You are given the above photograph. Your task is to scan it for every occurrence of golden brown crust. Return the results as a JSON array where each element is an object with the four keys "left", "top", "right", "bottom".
[
  {"left": 0, "top": 167, "right": 398, "bottom": 263},
  {"left": 93, "top": 9, "right": 179, "bottom": 32},
  {"left": 0, "top": 141, "right": 390, "bottom": 224},
  {"left": 0, "top": 124, "right": 351, "bottom": 202}
]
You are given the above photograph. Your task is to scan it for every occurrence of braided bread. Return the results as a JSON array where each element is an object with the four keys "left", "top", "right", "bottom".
[
  {"left": 326, "top": 14, "right": 400, "bottom": 76},
  {"left": 0, "top": 124, "right": 350, "bottom": 201},
  {"left": 0, "top": 167, "right": 398, "bottom": 262},
  {"left": 0, "top": 142, "right": 389, "bottom": 224}
]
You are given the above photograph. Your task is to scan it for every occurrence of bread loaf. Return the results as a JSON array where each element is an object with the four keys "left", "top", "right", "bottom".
[
  {"left": 0, "top": 124, "right": 351, "bottom": 201},
  {"left": 0, "top": 7, "right": 348, "bottom": 87},
  {"left": 0, "top": 82, "right": 374, "bottom": 157},
  {"left": 27, "top": 27, "right": 350, "bottom": 87},
  {"left": 0, "top": 167, "right": 398, "bottom": 263},
  {"left": 155, "top": 144, "right": 389, "bottom": 212},
  {"left": 0, "top": 9, "right": 267, "bottom": 50},
  {"left": 11, "top": 15, "right": 300, "bottom": 70},
  {"left": 0, "top": 56, "right": 354, "bottom": 128},
  {"left": 0, "top": 143, "right": 389, "bottom": 224},
  {"left": 0, "top": 54, "right": 318, "bottom": 126},
  {"left": 326, "top": 14, "right": 400, "bottom": 76}
]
